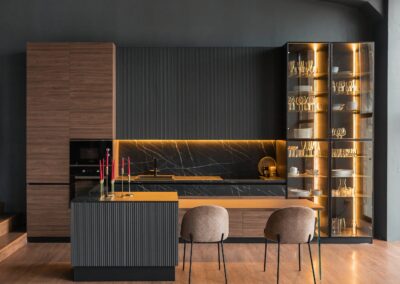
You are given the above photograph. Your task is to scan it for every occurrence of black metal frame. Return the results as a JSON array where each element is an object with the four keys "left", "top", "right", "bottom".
[
  {"left": 182, "top": 233, "right": 228, "bottom": 284},
  {"left": 264, "top": 234, "right": 316, "bottom": 284},
  {"left": 285, "top": 42, "right": 375, "bottom": 243}
]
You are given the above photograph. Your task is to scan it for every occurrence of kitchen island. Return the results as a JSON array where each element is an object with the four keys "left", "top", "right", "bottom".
[{"left": 71, "top": 192, "right": 178, "bottom": 281}]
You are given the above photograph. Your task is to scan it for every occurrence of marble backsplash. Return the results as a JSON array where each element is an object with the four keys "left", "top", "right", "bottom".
[{"left": 116, "top": 140, "right": 284, "bottom": 179}]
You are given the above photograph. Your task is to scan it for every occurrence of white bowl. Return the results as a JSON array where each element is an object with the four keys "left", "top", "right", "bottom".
[
  {"left": 293, "top": 128, "right": 313, "bottom": 139},
  {"left": 332, "top": 169, "right": 354, "bottom": 177},
  {"left": 332, "top": 66, "right": 339, "bottom": 74},
  {"left": 289, "top": 188, "right": 311, "bottom": 198}
]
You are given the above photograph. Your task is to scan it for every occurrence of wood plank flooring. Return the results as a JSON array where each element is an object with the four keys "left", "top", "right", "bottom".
[{"left": 0, "top": 240, "right": 399, "bottom": 283}]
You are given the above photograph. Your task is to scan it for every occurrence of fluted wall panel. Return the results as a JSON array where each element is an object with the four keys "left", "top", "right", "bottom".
[
  {"left": 71, "top": 201, "right": 178, "bottom": 267},
  {"left": 117, "top": 47, "right": 285, "bottom": 139}
]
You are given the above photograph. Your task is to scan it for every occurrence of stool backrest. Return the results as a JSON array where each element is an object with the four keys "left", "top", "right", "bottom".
[
  {"left": 181, "top": 205, "right": 229, "bottom": 242},
  {"left": 265, "top": 206, "right": 315, "bottom": 244}
]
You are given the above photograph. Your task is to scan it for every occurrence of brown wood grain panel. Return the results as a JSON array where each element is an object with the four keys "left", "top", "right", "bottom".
[
  {"left": 242, "top": 210, "right": 272, "bottom": 237},
  {"left": 27, "top": 185, "right": 70, "bottom": 237},
  {"left": 26, "top": 43, "right": 70, "bottom": 183},
  {"left": 69, "top": 43, "right": 115, "bottom": 139},
  {"left": 227, "top": 209, "right": 243, "bottom": 237}
]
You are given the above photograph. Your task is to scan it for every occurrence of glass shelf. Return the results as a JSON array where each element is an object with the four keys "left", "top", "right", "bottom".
[
  {"left": 288, "top": 73, "right": 328, "bottom": 80},
  {"left": 288, "top": 174, "right": 328, "bottom": 178}
]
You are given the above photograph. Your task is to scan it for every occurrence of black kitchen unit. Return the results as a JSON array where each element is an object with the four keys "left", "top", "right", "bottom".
[{"left": 70, "top": 140, "right": 113, "bottom": 200}]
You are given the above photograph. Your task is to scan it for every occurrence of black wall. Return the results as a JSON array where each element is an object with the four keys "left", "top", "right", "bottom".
[
  {"left": 0, "top": 0, "right": 376, "bottom": 215},
  {"left": 117, "top": 47, "right": 284, "bottom": 139}
]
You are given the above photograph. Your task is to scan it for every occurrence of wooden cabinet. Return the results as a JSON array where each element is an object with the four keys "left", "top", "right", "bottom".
[
  {"left": 26, "top": 42, "right": 116, "bottom": 238},
  {"left": 27, "top": 42, "right": 115, "bottom": 183},
  {"left": 27, "top": 43, "right": 70, "bottom": 183},
  {"left": 27, "top": 185, "right": 70, "bottom": 237},
  {"left": 69, "top": 43, "right": 116, "bottom": 139}
]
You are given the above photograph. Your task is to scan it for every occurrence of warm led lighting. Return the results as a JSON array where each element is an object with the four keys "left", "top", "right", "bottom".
[
  {"left": 312, "top": 43, "right": 320, "bottom": 201},
  {"left": 351, "top": 43, "right": 360, "bottom": 236},
  {"left": 115, "top": 139, "right": 276, "bottom": 143}
]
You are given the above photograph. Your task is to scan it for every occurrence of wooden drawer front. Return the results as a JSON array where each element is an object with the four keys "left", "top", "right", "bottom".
[
  {"left": 227, "top": 209, "right": 243, "bottom": 237},
  {"left": 27, "top": 43, "right": 70, "bottom": 183},
  {"left": 26, "top": 129, "right": 69, "bottom": 183},
  {"left": 242, "top": 210, "right": 272, "bottom": 237},
  {"left": 27, "top": 185, "right": 70, "bottom": 237},
  {"left": 69, "top": 43, "right": 115, "bottom": 139}
]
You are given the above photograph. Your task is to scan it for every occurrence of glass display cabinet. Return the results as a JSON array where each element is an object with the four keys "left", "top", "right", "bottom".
[
  {"left": 286, "top": 42, "right": 374, "bottom": 241},
  {"left": 286, "top": 43, "right": 330, "bottom": 236},
  {"left": 330, "top": 43, "right": 374, "bottom": 239}
]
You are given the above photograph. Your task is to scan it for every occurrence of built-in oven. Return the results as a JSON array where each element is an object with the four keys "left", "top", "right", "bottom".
[{"left": 70, "top": 140, "right": 112, "bottom": 201}]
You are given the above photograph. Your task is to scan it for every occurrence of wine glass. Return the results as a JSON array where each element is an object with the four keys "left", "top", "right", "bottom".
[{"left": 338, "top": 128, "right": 346, "bottom": 139}]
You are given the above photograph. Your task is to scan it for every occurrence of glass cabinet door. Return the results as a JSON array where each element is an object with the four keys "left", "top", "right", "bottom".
[
  {"left": 330, "top": 141, "right": 373, "bottom": 237},
  {"left": 331, "top": 43, "right": 374, "bottom": 140},
  {"left": 286, "top": 140, "right": 329, "bottom": 236},
  {"left": 287, "top": 43, "right": 329, "bottom": 139}
]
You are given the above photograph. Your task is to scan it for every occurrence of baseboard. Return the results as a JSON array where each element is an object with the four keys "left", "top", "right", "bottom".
[
  {"left": 73, "top": 266, "right": 175, "bottom": 281},
  {"left": 28, "top": 237, "right": 70, "bottom": 243}
]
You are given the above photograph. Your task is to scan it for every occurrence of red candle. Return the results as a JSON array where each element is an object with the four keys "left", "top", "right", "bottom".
[
  {"left": 99, "top": 160, "right": 102, "bottom": 180},
  {"left": 102, "top": 159, "right": 105, "bottom": 179},
  {"left": 128, "top": 157, "right": 131, "bottom": 176},
  {"left": 106, "top": 150, "right": 109, "bottom": 168},
  {"left": 112, "top": 159, "right": 115, "bottom": 180}
]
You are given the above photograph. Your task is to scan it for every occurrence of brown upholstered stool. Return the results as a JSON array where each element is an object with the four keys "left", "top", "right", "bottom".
[
  {"left": 264, "top": 206, "right": 316, "bottom": 284},
  {"left": 181, "top": 205, "right": 229, "bottom": 284}
]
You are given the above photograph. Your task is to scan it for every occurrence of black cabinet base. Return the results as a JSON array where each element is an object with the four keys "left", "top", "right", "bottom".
[{"left": 73, "top": 267, "right": 175, "bottom": 281}]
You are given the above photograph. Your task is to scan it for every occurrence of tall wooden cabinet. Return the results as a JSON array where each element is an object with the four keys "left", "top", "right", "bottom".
[{"left": 26, "top": 42, "right": 116, "bottom": 238}]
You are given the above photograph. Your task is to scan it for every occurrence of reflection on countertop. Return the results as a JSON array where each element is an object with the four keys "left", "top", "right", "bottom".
[{"left": 115, "top": 175, "right": 286, "bottom": 184}]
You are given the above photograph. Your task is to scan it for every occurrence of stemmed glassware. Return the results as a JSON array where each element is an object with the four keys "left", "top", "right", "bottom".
[{"left": 332, "top": 128, "right": 346, "bottom": 139}]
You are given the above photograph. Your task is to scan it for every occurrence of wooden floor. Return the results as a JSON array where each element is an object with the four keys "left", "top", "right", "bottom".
[{"left": 0, "top": 240, "right": 399, "bottom": 283}]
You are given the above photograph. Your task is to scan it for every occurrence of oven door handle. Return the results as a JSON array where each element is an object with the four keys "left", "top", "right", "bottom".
[{"left": 74, "top": 176, "right": 100, "bottom": 180}]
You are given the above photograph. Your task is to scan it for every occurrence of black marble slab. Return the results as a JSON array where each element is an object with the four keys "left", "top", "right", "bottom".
[
  {"left": 77, "top": 182, "right": 286, "bottom": 199},
  {"left": 128, "top": 184, "right": 286, "bottom": 197},
  {"left": 114, "top": 183, "right": 286, "bottom": 197},
  {"left": 116, "top": 140, "right": 280, "bottom": 178}
]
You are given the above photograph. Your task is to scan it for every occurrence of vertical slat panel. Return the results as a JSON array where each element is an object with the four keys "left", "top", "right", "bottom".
[
  {"left": 71, "top": 201, "right": 178, "bottom": 267},
  {"left": 116, "top": 47, "right": 285, "bottom": 139}
]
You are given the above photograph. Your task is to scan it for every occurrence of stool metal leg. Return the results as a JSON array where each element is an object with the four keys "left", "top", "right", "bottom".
[
  {"left": 189, "top": 235, "right": 194, "bottom": 284},
  {"left": 183, "top": 240, "right": 186, "bottom": 271},
  {"left": 298, "top": 243, "right": 301, "bottom": 271},
  {"left": 218, "top": 242, "right": 221, "bottom": 270},
  {"left": 307, "top": 235, "right": 316, "bottom": 284},
  {"left": 221, "top": 234, "right": 228, "bottom": 284},
  {"left": 264, "top": 238, "right": 268, "bottom": 272},
  {"left": 277, "top": 235, "right": 280, "bottom": 284}
]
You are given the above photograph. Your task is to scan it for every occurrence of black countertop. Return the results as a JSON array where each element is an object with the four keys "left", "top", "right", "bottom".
[{"left": 114, "top": 176, "right": 286, "bottom": 185}]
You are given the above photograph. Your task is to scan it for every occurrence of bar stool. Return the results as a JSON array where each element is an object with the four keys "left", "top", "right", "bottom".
[
  {"left": 263, "top": 206, "right": 316, "bottom": 284},
  {"left": 181, "top": 205, "right": 229, "bottom": 284}
]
